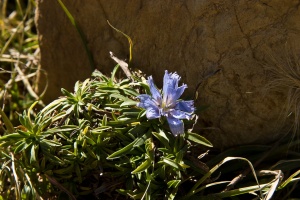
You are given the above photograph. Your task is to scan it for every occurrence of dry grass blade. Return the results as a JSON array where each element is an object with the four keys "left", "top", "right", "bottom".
[
  {"left": 278, "top": 168, "right": 300, "bottom": 190},
  {"left": 44, "top": 174, "right": 76, "bottom": 200},
  {"left": 258, "top": 170, "right": 283, "bottom": 200},
  {"left": 107, "top": 20, "right": 133, "bottom": 64},
  {"left": 223, "top": 139, "right": 281, "bottom": 192},
  {"left": 0, "top": 0, "right": 43, "bottom": 125},
  {"left": 15, "top": 64, "right": 40, "bottom": 101},
  {"left": 213, "top": 183, "right": 268, "bottom": 198},
  {"left": 186, "top": 157, "right": 261, "bottom": 198},
  {"left": 110, "top": 51, "right": 132, "bottom": 80},
  {"left": 0, "top": 20, "right": 24, "bottom": 56},
  {"left": 10, "top": 152, "right": 21, "bottom": 200},
  {"left": 264, "top": 45, "right": 300, "bottom": 137}
]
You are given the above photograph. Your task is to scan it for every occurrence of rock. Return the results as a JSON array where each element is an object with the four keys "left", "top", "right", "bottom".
[{"left": 35, "top": 0, "right": 300, "bottom": 148}]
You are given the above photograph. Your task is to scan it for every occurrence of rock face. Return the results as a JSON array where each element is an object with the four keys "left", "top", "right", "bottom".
[{"left": 35, "top": 0, "right": 300, "bottom": 148}]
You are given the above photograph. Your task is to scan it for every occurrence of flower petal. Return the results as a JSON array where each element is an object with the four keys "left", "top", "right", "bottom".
[
  {"left": 167, "top": 116, "right": 184, "bottom": 136},
  {"left": 169, "top": 109, "right": 192, "bottom": 120},
  {"left": 137, "top": 94, "right": 152, "bottom": 101},
  {"left": 147, "top": 76, "right": 162, "bottom": 105},
  {"left": 175, "top": 100, "right": 195, "bottom": 113},
  {"left": 138, "top": 95, "right": 159, "bottom": 107},
  {"left": 163, "top": 71, "right": 178, "bottom": 95},
  {"left": 162, "top": 71, "right": 187, "bottom": 108},
  {"left": 173, "top": 84, "right": 187, "bottom": 101},
  {"left": 137, "top": 94, "right": 153, "bottom": 109},
  {"left": 163, "top": 70, "right": 171, "bottom": 96},
  {"left": 137, "top": 94, "right": 161, "bottom": 119},
  {"left": 162, "top": 72, "right": 177, "bottom": 106},
  {"left": 170, "top": 72, "right": 180, "bottom": 88},
  {"left": 146, "top": 107, "right": 160, "bottom": 119},
  {"left": 164, "top": 84, "right": 187, "bottom": 107}
]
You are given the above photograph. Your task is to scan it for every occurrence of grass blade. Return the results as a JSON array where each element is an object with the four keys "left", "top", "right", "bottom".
[
  {"left": 57, "top": 0, "right": 94, "bottom": 71},
  {"left": 0, "top": 109, "right": 14, "bottom": 133},
  {"left": 187, "top": 157, "right": 261, "bottom": 198}
]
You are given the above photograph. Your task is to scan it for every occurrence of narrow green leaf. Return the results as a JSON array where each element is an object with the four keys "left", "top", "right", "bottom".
[
  {"left": 17, "top": 130, "right": 30, "bottom": 137},
  {"left": 40, "top": 139, "right": 61, "bottom": 147},
  {"left": 0, "top": 141, "right": 12, "bottom": 147},
  {"left": 131, "top": 159, "right": 152, "bottom": 174},
  {"left": 86, "top": 146, "right": 97, "bottom": 159},
  {"left": 138, "top": 109, "right": 146, "bottom": 119},
  {"left": 123, "top": 88, "right": 139, "bottom": 97},
  {"left": 14, "top": 141, "right": 32, "bottom": 154},
  {"left": 27, "top": 101, "right": 39, "bottom": 125},
  {"left": 84, "top": 136, "right": 96, "bottom": 145},
  {"left": 161, "top": 158, "right": 183, "bottom": 170},
  {"left": 41, "top": 157, "right": 46, "bottom": 170},
  {"left": 32, "top": 124, "right": 39, "bottom": 135},
  {"left": 110, "top": 64, "right": 120, "bottom": 83},
  {"left": 46, "top": 125, "right": 78, "bottom": 133},
  {"left": 82, "top": 78, "right": 90, "bottom": 91},
  {"left": 152, "top": 130, "right": 171, "bottom": 149},
  {"left": 19, "top": 112, "right": 27, "bottom": 127},
  {"left": 107, "top": 139, "right": 137, "bottom": 159},
  {"left": 39, "top": 117, "right": 52, "bottom": 132},
  {"left": 120, "top": 100, "right": 138, "bottom": 107},
  {"left": 75, "top": 163, "right": 82, "bottom": 183},
  {"left": 91, "top": 126, "right": 111, "bottom": 134},
  {"left": 185, "top": 132, "right": 213, "bottom": 147},
  {"left": 74, "top": 141, "right": 78, "bottom": 156},
  {"left": 61, "top": 88, "right": 75, "bottom": 99},
  {"left": 167, "top": 180, "right": 181, "bottom": 189},
  {"left": 41, "top": 150, "right": 64, "bottom": 165},
  {"left": 157, "top": 148, "right": 172, "bottom": 154},
  {"left": 107, "top": 119, "right": 137, "bottom": 126},
  {"left": 39, "top": 98, "right": 65, "bottom": 116},
  {"left": 133, "top": 136, "right": 147, "bottom": 147},
  {"left": 119, "top": 79, "right": 131, "bottom": 86},
  {"left": 0, "top": 133, "right": 24, "bottom": 141},
  {"left": 102, "top": 114, "right": 107, "bottom": 126},
  {"left": 30, "top": 144, "right": 37, "bottom": 164},
  {"left": 74, "top": 81, "right": 80, "bottom": 93},
  {"left": 92, "top": 70, "right": 109, "bottom": 81},
  {"left": 0, "top": 109, "right": 14, "bottom": 133},
  {"left": 97, "top": 86, "right": 120, "bottom": 92},
  {"left": 53, "top": 164, "right": 74, "bottom": 175},
  {"left": 57, "top": 132, "right": 69, "bottom": 140}
]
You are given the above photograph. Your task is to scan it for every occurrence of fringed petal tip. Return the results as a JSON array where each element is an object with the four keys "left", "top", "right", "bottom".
[{"left": 175, "top": 100, "right": 195, "bottom": 113}]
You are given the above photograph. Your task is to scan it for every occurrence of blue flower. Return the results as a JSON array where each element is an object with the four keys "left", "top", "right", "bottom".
[{"left": 137, "top": 70, "right": 195, "bottom": 136}]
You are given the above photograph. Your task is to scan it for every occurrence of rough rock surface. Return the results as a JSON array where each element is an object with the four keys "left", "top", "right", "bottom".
[{"left": 36, "top": 0, "right": 300, "bottom": 148}]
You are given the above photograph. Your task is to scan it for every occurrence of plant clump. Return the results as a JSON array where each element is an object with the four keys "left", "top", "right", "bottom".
[{"left": 0, "top": 65, "right": 213, "bottom": 199}]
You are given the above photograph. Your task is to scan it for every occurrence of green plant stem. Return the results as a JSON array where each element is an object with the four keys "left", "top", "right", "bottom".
[{"left": 57, "top": 0, "right": 95, "bottom": 71}]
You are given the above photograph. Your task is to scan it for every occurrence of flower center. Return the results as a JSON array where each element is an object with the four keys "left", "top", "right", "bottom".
[{"left": 161, "top": 100, "right": 173, "bottom": 114}]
